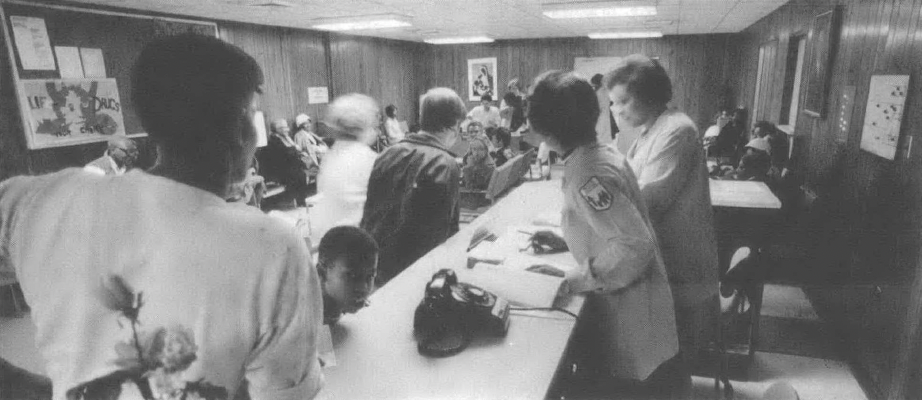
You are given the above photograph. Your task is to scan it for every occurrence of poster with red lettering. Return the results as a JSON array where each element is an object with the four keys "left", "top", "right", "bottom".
[{"left": 20, "top": 78, "right": 128, "bottom": 149}]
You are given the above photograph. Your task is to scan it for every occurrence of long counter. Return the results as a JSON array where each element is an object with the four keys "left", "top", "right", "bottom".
[{"left": 320, "top": 179, "right": 584, "bottom": 399}]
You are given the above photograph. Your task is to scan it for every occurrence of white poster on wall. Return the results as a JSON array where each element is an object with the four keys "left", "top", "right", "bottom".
[
  {"left": 308, "top": 87, "right": 329, "bottom": 104},
  {"left": 860, "top": 75, "right": 910, "bottom": 160},
  {"left": 9, "top": 16, "right": 56, "bottom": 70},
  {"left": 54, "top": 46, "right": 84, "bottom": 78},
  {"left": 80, "top": 48, "right": 107, "bottom": 78}
]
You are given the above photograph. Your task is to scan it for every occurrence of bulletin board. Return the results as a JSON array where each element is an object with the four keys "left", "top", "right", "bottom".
[
  {"left": 1, "top": 1, "right": 217, "bottom": 149},
  {"left": 859, "top": 75, "right": 910, "bottom": 160}
]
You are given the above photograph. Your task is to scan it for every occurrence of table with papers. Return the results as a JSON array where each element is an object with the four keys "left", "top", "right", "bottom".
[{"left": 320, "top": 180, "right": 585, "bottom": 399}]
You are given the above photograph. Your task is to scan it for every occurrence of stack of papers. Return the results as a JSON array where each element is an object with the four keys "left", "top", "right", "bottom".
[
  {"left": 463, "top": 224, "right": 578, "bottom": 308},
  {"left": 458, "top": 263, "right": 565, "bottom": 308}
]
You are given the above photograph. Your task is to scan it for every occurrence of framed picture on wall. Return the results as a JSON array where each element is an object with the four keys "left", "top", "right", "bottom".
[
  {"left": 468, "top": 57, "right": 497, "bottom": 101},
  {"left": 802, "top": 6, "right": 841, "bottom": 118}
]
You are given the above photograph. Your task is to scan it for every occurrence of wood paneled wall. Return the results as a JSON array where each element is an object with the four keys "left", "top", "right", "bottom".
[
  {"left": 427, "top": 34, "right": 741, "bottom": 131},
  {"left": 219, "top": 22, "right": 329, "bottom": 130},
  {"left": 328, "top": 34, "right": 430, "bottom": 127},
  {"left": 736, "top": 1, "right": 922, "bottom": 398}
]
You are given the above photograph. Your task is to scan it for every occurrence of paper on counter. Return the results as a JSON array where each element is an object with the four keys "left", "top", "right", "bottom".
[
  {"left": 459, "top": 262, "right": 565, "bottom": 308},
  {"left": 532, "top": 212, "right": 561, "bottom": 227}
]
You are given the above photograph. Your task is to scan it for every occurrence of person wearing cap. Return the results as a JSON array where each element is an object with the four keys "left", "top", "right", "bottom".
[
  {"left": 294, "top": 113, "right": 329, "bottom": 167},
  {"left": 84, "top": 136, "right": 139, "bottom": 176},
  {"left": 721, "top": 123, "right": 773, "bottom": 181}
]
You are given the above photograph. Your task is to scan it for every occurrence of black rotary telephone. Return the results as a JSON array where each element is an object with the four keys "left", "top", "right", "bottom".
[{"left": 413, "top": 269, "right": 510, "bottom": 357}]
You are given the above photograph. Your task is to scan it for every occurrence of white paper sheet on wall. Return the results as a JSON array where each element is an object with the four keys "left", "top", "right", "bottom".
[
  {"left": 860, "top": 75, "right": 910, "bottom": 160},
  {"left": 308, "top": 87, "right": 329, "bottom": 104},
  {"left": 9, "top": 16, "right": 56, "bottom": 70},
  {"left": 54, "top": 46, "right": 84, "bottom": 78},
  {"left": 79, "top": 48, "right": 106, "bottom": 78}
]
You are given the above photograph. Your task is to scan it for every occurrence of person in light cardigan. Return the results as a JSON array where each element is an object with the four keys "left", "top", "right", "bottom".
[{"left": 309, "top": 93, "right": 381, "bottom": 247}]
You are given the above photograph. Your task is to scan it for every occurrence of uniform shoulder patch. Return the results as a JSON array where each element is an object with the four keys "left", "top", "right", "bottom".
[{"left": 579, "top": 176, "right": 613, "bottom": 211}]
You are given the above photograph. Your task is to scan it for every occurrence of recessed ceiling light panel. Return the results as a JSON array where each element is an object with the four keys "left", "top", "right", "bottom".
[
  {"left": 544, "top": 6, "right": 657, "bottom": 19},
  {"left": 424, "top": 36, "right": 495, "bottom": 44},
  {"left": 588, "top": 31, "right": 663, "bottom": 39}
]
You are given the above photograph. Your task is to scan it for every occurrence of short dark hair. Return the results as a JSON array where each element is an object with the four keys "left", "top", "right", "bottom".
[
  {"left": 604, "top": 54, "right": 672, "bottom": 107},
  {"left": 753, "top": 120, "right": 776, "bottom": 138},
  {"left": 492, "top": 127, "right": 512, "bottom": 148},
  {"left": 385, "top": 104, "right": 397, "bottom": 118},
  {"left": 481, "top": 94, "right": 493, "bottom": 102},
  {"left": 318, "top": 226, "right": 379, "bottom": 273},
  {"left": 420, "top": 88, "right": 467, "bottom": 133},
  {"left": 132, "top": 34, "right": 263, "bottom": 190},
  {"left": 527, "top": 70, "right": 598, "bottom": 148}
]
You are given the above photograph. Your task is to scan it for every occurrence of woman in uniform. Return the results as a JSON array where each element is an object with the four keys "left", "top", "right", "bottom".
[{"left": 526, "top": 70, "right": 683, "bottom": 398}]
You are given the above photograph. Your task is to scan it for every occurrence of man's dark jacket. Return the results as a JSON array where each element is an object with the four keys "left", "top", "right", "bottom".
[{"left": 361, "top": 132, "right": 461, "bottom": 285}]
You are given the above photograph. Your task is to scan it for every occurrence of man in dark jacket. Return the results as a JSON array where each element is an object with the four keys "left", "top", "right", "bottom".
[{"left": 361, "top": 88, "right": 467, "bottom": 285}]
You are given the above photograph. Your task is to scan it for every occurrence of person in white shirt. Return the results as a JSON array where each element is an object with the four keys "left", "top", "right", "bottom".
[
  {"left": 607, "top": 54, "right": 719, "bottom": 393},
  {"left": 466, "top": 94, "right": 501, "bottom": 128},
  {"left": 310, "top": 93, "right": 380, "bottom": 246},
  {"left": 383, "top": 104, "right": 405, "bottom": 144},
  {"left": 0, "top": 34, "right": 324, "bottom": 400},
  {"left": 84, "top": 136, "right": 138, "bottom": 176},
  {"left": 525, "top": 70, "right": 679, "bottom": 397}
]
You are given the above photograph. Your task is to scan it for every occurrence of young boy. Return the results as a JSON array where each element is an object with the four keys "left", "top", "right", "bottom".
[{"left": 317, "top": 225, "right": 379, "bottom": 325}]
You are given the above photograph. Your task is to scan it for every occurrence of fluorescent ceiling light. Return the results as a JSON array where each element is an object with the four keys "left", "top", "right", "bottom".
[
  {"left": 589, "top": 31, "right": 663, "bottom": 39},
  {"left": 313, "top": 19, "right": 411, "bottom": 31},
  {"left": 425, "top": 36, "right": 495, "bottom": 44},
  {"left": 544, "top": 6, "right": 656, "bottom": 19}
]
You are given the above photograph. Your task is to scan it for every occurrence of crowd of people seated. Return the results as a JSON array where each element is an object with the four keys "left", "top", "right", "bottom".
[{"left": 704, "top": 108, "right": 792, "bottom": 188}]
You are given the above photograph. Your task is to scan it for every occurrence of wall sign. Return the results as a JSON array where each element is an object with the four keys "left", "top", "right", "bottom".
[{"left": 20, "top": 78, "right": 126, "bottom": 148}]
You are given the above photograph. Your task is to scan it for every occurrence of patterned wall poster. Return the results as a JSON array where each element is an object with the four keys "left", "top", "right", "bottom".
[{"left": 21, "top": 78, "right": 126, "bottom": 148}]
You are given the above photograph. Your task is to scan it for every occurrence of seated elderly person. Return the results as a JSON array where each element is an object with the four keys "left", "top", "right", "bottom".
[
  {"left": 260, "top": 117, "right": 313, "bottom": 206},
  {"left": 84, "top": 136, "right": 139, "bottom": 175},
  {"left": 293, "top": 113, "right": 329, "bottom": 167},
  {"left": 0, "top": 34, "right": 322, "bottom": 400},
  {"left": 361, "top": 88, "right": 466, "bottom": 286}
]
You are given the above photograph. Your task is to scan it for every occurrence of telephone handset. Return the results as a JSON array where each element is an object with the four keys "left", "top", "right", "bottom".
[{"left": 413, "top": 269, "right": 510, "bottom": 357}]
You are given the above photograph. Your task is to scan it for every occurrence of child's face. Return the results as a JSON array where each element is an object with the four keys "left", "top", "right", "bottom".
[
  {"left": 467, "top": 124, "right": 482, "bottom": 137},
  {"left": 323, "top": 255, "right": 377, "bottom": 315}
]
